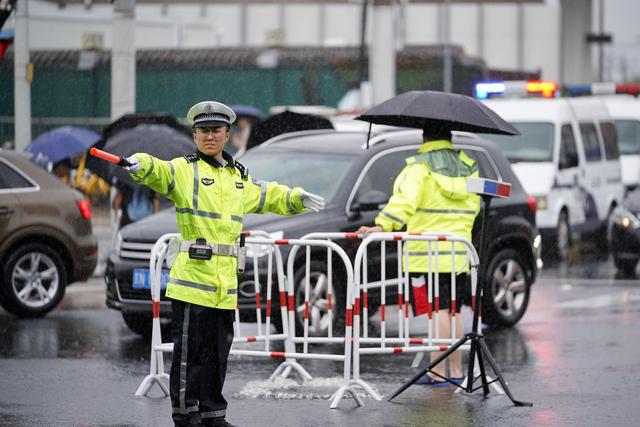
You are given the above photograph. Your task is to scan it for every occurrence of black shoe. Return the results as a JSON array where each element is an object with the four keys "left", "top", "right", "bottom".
[{"left": 204, "top": 418, "right": 236, "bottom": 427}]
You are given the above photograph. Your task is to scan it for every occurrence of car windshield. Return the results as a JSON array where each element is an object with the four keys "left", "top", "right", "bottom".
[
  {"left": 614, "top": 119, "right": 640, "bottom": 155},
  {"left": 240, "top": 150, "right": 356, "bottom": 201},
  {"left": 479, "top": 122, "right": 554, "bottom": 163}
]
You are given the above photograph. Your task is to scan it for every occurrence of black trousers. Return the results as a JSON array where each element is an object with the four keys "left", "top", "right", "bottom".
[{"left": 170, "top": 300, "right": 235, "bottom": 427}]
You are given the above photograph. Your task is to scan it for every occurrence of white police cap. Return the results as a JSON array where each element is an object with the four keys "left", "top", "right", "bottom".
[{"left": 187, "top": 101, "right": 237, "bottom": 128}]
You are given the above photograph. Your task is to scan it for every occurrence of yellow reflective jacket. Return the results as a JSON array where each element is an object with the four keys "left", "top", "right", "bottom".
[
  {"left": 131, "top": 150, "right": 306, "bottom": 309},
  {"left": 374, "top": 140, "right": 480, "bottom": 273}
]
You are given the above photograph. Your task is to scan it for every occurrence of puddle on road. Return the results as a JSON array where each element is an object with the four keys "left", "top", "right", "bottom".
[{"left": 234, "top": 376, "right": 380, "bottom": 400}]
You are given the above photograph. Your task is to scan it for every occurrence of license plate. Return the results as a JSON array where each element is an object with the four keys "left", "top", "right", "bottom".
[{"left": 132, "top": 268, "right": 170, "bottom": 290}]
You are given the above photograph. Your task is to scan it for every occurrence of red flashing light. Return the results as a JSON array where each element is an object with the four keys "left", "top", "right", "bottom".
[
  {"left": 77, "top": 199, "right": 92, "bottom": 219},
  {"left": 615, "top": 84, "right": 640, "bottom": 97},
  {"left": 526, "top": 81, "right": 558, "bottom": 98},
  {"left": 527, "top": 196, "right": 537, "bottom": 217}
]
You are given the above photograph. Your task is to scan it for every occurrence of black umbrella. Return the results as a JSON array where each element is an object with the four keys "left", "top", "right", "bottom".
[
  {"left": 246, "top": 110, "right": 334, "bottom": 149},
  {"left": 89, "top": 123, "right": 194, "bottom": 188},
  {"left": 355, "top": 90, "right": 520, "bottom": 139},
  {"left": 86, "top": 113, "right": 193, "bottom": 188}
]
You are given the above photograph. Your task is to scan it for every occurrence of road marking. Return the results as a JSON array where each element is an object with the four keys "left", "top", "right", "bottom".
[{"left": 557, "top": 291, "right": 640, "bottom": 309}]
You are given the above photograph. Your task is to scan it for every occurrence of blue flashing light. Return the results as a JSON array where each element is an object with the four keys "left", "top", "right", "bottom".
[
  {"left": 565, "top": 84, "right": 592, "bottom": 97},
  {"left": 474, "top": 82, "right": 506, "bottom": 99}
]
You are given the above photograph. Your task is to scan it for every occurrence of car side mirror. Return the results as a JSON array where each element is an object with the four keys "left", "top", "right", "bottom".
[{"left": 355, "top": 190, "right": 389, "bottom": 212}]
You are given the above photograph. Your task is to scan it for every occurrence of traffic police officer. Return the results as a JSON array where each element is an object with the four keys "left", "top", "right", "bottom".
[
  {"left": 122, "top": 101, "right": 325, "bottom": 427},
  {"left": 358, "top": 130, "right": 480, "bottom": 385}
]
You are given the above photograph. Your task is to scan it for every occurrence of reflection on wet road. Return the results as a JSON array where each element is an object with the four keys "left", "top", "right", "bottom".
[{"left": 1, "top": 256, "right": 639, "bottom": 426}]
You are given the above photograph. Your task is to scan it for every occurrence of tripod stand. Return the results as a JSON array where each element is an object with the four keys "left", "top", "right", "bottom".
[{"left": 388, "top": 189, "right": 532, "bottom": 406}]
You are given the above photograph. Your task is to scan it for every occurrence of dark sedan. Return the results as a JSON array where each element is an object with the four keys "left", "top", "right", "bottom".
[
  {"left": 105, "top": 129, "right": 542, "bottom": 336},
  {"left": 609, "top": 187, "right": 640, "bottom": 275}
]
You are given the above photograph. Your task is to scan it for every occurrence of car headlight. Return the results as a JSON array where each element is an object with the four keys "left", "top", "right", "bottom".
[
  {"left": 535, "top": 196, "right": 548, "bottom": 210},
  {"left": 112, "top": 231, "right": 123, "bottom": 258},
  {"left": 611, "top": 207, "right": 640, "bottom": 230},
  {"left": 246, "top": 230, "right": 284, "bottom": 258}
]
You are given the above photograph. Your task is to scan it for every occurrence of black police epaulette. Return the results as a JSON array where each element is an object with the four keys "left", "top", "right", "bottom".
[
  {"left": 234, "top": 160, "right": 249, "bottom": 180},
  {"left": 184, "top": 153, "right": 199, "bottom": 163}
]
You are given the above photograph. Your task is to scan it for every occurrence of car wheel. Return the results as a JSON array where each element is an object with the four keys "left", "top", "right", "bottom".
[
  {"left": 555, "top": 211, "right": 571, "bottom": 260},
  {"left": 293, "top": 260, "right": 345, "bottom": 336},
  {"left": 613, "top": 256, "right": 638, "bottom": 277},
  {"left": 482, "top": 248, "right": 530, "bottom": 328},
  {"left": 0, "top": 243, "right": 67, "bottom": 317}
]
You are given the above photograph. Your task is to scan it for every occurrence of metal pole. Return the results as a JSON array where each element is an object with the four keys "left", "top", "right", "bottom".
[
  {"left": 13, "top": 0, "right": 31, "bottom": 152},
  {"left": 358, "top": 0, "right": 369, "bottom": 86},
  {"left": 598, "top": 0, "right": 604, "bottom": 82},
  {"left": 442, "top": 0, "right": 452, "bottom": 93},
  {"left": 111, "top": 0, "right": 136, "bottom": 121}
]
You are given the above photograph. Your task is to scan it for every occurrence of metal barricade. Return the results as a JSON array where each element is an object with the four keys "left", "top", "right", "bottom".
[{"left": 350, "top": 232, "right": 481, "bottom": 398}]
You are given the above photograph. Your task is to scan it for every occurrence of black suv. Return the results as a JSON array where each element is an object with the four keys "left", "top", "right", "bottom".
[{"left": 105, "top": 130, "right": 541, "bottom": 336}]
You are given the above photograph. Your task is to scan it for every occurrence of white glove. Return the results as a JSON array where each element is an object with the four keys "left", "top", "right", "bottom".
[
  {"left": 301, "top": 190, "right": 326, "bottom": 213},
  {"left": 122, "top": 155, "right": 141, "bottom": 173}
]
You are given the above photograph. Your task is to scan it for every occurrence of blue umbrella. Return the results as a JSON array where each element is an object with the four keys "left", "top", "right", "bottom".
[
  {"left": 26, "top": 126, "right": 100, "bottom": 168},
  {"left": 230, "top": 104, "right": 265, "bottom": 120}
]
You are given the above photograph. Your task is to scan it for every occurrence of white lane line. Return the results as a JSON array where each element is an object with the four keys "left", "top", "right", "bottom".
[{"left": 557, "top": 291, "right": 640, "bottom": 309}]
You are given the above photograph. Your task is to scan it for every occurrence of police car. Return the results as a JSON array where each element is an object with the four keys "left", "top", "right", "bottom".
[
  {"left": 475, "top": 80, "right": 625, "bottom": 260},
  {"left": 105, "top": 129, "right": 541, "bottom": 337}
]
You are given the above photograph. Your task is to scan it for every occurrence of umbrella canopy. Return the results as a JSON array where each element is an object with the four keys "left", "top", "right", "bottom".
[
  {"left": 247, "top": 110, "right": 334, "bottom": 149},
  {"left": 26, "top": 126, "right": 100, "bottom": 168},
  {"left": 230, "top": 104, "right": 265, "bottom": 120},
  {"left": 355, "top": 90, "right": 520, "bottom": 138},
  {"left": 89, "top": 123, "right": 194, "bottom": 188},
  {"left": 86, "top": 113, "right": 193, "bottom": 187}
]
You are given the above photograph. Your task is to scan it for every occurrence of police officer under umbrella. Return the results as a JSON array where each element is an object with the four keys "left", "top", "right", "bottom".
[
  {"left": 356, "top": 90, "right": 519, "bottom": 386},
  {"left": 117, "top": 101, "right": 325, "bottom": 427}
]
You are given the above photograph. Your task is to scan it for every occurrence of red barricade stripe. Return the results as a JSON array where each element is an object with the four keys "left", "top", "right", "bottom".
[
  {"left": 327, "top": 294, "right": 332, "bottom": 310},
  {"left": 279, "top": 291, "right": 286, "bottom": 308},
  {"left": 288, "top": 295, "right": 295, "bottom": 311},
  {"left": 393, "top": 347, "right": 403, "bottom": 353},
  {"left": 354, "top": 298, "right": 360, "bottom": 316},
  {"left": 393, "top": 235, "right": 403, "bottom": 241},
  {"left": 438, "top": 235, "right": 447, "bottom": 241},
  {"left": 345, "top": 308, "right": 353, "bottom": 327},
  {"left": 427, "top": 301, "right": 433, "bottom": 319},
  {"left": 247, "top": 336, "right": 257, "bottom": 342},
  {"left": 271, "top": 352, "right": 286, "bottom": 358},
  {"left": 439, "top": 345, "right": 448, "bottom": 351},
  {"left": 345, "top": 232, "right": 359, "bottom": 239},
  {"left": 471, "top": 295, "right": 476, "bottom": 312},
  {"left": 434, "top": 296, "right": 440, "bottom": 313},
  {"left": 405, "top": 301, "right": 409, "bottom": 318},
  {"left": 152, "top": 301, "right": 160, "bottom": 319},
  {"left": 408, "top": 231, "right": 421, "bottom": 236},
  {"left": 409, "top": 338, "right": 423, "bottom": 344},
  {"left": 255, "top": 294, "right": 261, "bottom": 309},
  {"left": 242, "top": 231, "right": 251, "bottom": 237},
  {"left": 451, "top": 299, "right": 456, "bottom": 315},
  {"left": 397, "top": 293, "right": 403, "bottom": 308},
  {"left": 381, "top": 304, "right": 386, "bottom": 321},
  {"left": 363, "top": 291, "right": 368, "bottom": 308},
  {"left": 266, "top": 300, "right": 271, "bottom": 317},
  {"left": 274, "top": 239, "right": 289, "bottom": 245},
  {"left": 304, "top": 301, "right": 309, "bottom": 319}
]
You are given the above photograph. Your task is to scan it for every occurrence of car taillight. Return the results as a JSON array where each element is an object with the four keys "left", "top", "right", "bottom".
[
  {"left": 527, "top": 196, "right": 537, "bottom": 216},
  {"left": 77, "top": 199, "right": 92, "bottom": 219}
]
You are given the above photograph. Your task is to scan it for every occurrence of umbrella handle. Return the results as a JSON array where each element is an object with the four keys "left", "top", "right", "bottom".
[{"left": 89, "top": 147, "right": 132, "bottom": 167}]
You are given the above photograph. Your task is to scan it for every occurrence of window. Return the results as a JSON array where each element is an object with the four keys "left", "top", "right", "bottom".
[
  {"left": 579, "top": 123, "right": 602, "bottom": 162},
  {"left": 0, "top": 161, "right": 33, "bottom": 190},
  {"left": 354, "top": 149, "right": 413, "bottom": 202},
  {"left": 614, "top": 119, "right": 640, "bottom": 155},
  {"left": 460, "top": 149, "right": 498, "bottom": 180},
  {"left": 600, "top": 122, "right": 620, "bottom": 160},
  {"left": 478, "top": 122, "right": 554, "bottom": 163},
  {"left": 559, "top": 124, "right": 579, "bottom": 169}
]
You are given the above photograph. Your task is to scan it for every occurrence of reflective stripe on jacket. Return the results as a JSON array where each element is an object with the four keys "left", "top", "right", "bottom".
[
  {"left": 374, "top": 140, "right": 480, "bottom": 273},
  {"left": 131, "top": 151, "right": 306, "bottom": 309}
]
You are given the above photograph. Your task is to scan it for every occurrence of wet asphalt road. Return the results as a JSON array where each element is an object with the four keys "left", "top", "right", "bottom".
[{"left": 1, "top": 255, "right": 640, "bottom": 427}]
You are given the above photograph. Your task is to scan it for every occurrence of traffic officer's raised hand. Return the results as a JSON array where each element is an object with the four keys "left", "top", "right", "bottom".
[
  {"left": 301, "top": 191, "right": 326, "bottom": 212},
  {"left": 122, "top": 155, "right": 141, "bottom": 173}
]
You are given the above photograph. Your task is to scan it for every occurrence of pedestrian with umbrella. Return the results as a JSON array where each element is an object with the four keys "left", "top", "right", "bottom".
[{"left": 356, "top": 90, "right": 519, "bottom": 386}]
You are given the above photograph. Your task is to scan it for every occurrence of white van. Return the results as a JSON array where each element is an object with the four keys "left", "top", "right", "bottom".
[
  {"left": 481, "top": 97, "right": 624, "bottom": 259},
  {"left": 600, "top": 96, "right": 640, "bottom": 191}
]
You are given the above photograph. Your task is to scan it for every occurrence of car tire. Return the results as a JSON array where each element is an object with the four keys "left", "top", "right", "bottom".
[
  {"left": 482, "top": 248, "right": 531, "bottom": 328},
  {"left": 292, "top": 260, "right": 345, "bottom": 337},
  {"left": 613, "top": 256, "right": 638, "bottom": 277},
  {"left": 554, "top": 211, "right": 571, "bottom": 261},
  {"left": 0, "top": 243, "right": 67, "bottom": 318}
]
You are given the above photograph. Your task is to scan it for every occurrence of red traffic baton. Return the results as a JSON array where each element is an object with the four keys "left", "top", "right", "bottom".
[{"left": 89, "top": 147, "right": 132, "bottom": 167}]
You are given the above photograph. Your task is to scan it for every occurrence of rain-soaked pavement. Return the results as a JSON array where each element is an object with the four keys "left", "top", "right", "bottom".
[{"left": 1, "top": 253, "right": 640, "bottom": 427}]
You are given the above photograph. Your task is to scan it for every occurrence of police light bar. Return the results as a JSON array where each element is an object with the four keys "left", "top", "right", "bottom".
[
  {"left": 565, "top": 82, "right": 640, "bottom": 97},
  {"left": 525, "top": 81, "right": 558, "bottom": 98},
  {"left": 467, "top": 177, "right": 511, "bottom": 199},
  {"left": 474, "top": 80, "right": 558, "bottom": 99},
  {"left": 474, "top": 82, "right": 506, "bottom": 99}
]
